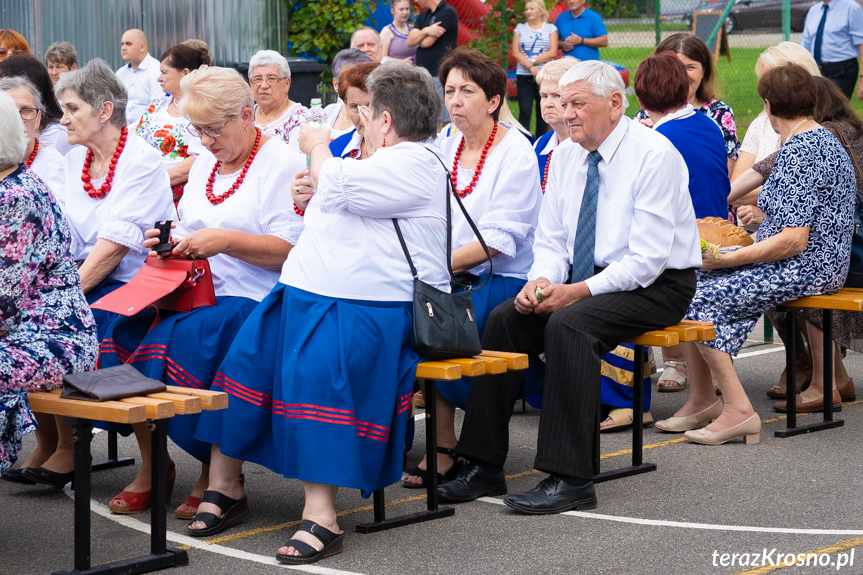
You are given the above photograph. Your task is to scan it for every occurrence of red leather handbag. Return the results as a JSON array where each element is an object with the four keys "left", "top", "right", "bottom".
[{"left": 90, "top": 255, "right": 216, "bottom": 316}]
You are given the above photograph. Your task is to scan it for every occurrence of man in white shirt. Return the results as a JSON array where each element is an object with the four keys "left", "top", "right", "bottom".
[
  {"left": 438, "top": 60, "right": 701, "bottom": 513},
  {"left": 115, "top": 29, "right": 163, "bottom": 125}
]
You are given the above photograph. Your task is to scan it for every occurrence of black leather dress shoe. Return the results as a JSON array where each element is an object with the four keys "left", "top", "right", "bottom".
[
  {"left": 21, "top": 466, "right": 74, "bottom": 488},
  {"left": 503, "top": 475, "right": 597, "bottom": 515},
  {"left": 437, "top": 461, "right": 506, "bottom": 502},
  {"left": 1, "top": 468, "right": 36, "bottom": 485}
]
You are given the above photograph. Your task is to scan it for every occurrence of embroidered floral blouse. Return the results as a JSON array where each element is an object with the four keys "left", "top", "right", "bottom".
[{"left": 135, "top": 97, "right": 205, "bottom": 168}]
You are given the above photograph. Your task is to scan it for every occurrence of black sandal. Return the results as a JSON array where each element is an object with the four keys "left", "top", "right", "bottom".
[
  {"left": 402, "top": 447, "right": 462, "bottom": 489},
  {"left": 186, "top": 490, "right": 248, "bottom": 537},
  {"left": 276, "top": 519, "right": 344, "bottom": 565}
]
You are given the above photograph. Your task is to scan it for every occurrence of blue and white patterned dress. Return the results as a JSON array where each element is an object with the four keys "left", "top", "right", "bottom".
[
  {"left": 0, "top": 166, "right": 99, "bottom": 471},
  {"left": 686, "top": 128, "right": 855, "bottom": 355}
]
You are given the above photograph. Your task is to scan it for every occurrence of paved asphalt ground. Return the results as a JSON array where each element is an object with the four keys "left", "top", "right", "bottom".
[{"left": 3, "top": 335, "right": 863, "bottom": 575}]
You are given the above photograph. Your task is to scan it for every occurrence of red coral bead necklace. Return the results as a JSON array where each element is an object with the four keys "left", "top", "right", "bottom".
[
  {"left": 82, "top": 126, "right": 128, "bottom": 199},
  {"left": 25, "top": 138, "right": 39, "bottom": 168},
  {"left": 541, "top": 149, "right": 553, "bottom": 195},
  {"left": 206, "top": 127, "right": 262, "bottom": 205},
  {"left": 451, "top": 122, "right": 498, "bottom": 198}
]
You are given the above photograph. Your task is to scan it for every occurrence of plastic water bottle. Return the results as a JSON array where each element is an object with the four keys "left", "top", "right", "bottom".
[
  {"left": 304, "top": 98, "right": 327, "bottom": 129},
  {"left": 304, "top": 98, "right": 327, "bottom": 167}
]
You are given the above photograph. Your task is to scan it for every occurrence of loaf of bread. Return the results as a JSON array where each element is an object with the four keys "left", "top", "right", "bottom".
[{"left": 697, "top": 217, "right": 754, "bottom": 248}]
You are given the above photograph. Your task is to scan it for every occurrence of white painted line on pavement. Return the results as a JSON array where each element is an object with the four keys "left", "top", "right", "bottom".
[
  {"left": 478, "top": 496, "right": 863, "bottom": 535},
  {"left": 63, "top": 486, "right": 367, "bottom": 575},
  {"left": 736, "top": 347, "right": 785, "bottom": 359}
]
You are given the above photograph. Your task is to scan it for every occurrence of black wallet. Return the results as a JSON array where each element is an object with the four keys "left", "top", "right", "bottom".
[{"left": 60, "top": 364, "right": 167, "bottom": 402}]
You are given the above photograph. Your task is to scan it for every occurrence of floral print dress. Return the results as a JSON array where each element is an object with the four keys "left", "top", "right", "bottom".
[
  {"left": 135, "top": 97, "right": 205, "bottom": 207},
  {"left": 0, "top": 166, "right": 99, "bottom": 471},
  {"left": 685, "top": 129, "right": 855, "bottom": 355}
]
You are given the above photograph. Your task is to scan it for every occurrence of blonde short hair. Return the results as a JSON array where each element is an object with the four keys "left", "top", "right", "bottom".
[
  {"left": 755, "top": 42, "right": 821, "bottom": 78},
  {"left": 536, "top": 56, "right": 579, "bottom": 85},
  {"left": 179, "top": 66, "right": 254, "bottom": 124},
  {"left": 525, "top": 0, "right": 549, "bottom": 20}
]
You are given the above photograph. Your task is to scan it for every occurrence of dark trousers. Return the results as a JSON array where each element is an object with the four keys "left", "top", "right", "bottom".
[
  {"left": 516, "top": 74, "right": 548, "bottom": 138},
  {"left": 457, "top": 268, "right": 697, "bottom": 480},
  {"left": 820, "top": 58, "right": 859, "bottom": 99}
]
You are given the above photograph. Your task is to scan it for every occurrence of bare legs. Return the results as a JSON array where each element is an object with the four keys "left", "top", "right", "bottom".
[
  {"left": 189, "top": 445, "right": 244, "bottom": 530},
  {"left": 402, "top": 380, "right": 457, "bottom": 486},
  {"left": 19, "top": 412, "right": 59, "bottom": 469},
  {"left": 798, "top": 319, "right": 847, "bottom": 402},
  {"left": 35, "top": 415, "right": 76, "bottom": 473},
  {"left": 677, "top": 342, "right": 756, "bottom": 430}
]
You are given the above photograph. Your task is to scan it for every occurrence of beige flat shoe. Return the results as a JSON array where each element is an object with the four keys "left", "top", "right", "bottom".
[
  {"left": 684, "top": 413, "right": 761, "bottom": 445},
  {"left": 600, "top": 408, "right": 653, "bottom": 432},
  {"left": 655, "top": 399, "right": 723, "bottom": 433}
]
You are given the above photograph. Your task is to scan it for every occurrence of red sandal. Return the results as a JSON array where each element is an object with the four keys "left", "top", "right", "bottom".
[{"left": 109, "top": 463, "right": 176, "bottom": 515}]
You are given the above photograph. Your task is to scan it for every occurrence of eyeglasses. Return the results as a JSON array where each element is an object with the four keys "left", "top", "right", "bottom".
[
  {"left": 186, "top": 115, "right": 235, "bottom": 138},
  {"left": 249, "top": 75, "right": 285, "bottom": 87},
  {"left": 0, "top": 48, "right": 25, "bottom": 58},
  {"left": 19, "top": 107, "right": 39, "bottom": 120}
]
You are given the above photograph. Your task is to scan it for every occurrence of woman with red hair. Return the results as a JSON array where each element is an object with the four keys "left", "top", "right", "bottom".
[{"left": 0, "top": 30, "right": 29, "bottom": 61}]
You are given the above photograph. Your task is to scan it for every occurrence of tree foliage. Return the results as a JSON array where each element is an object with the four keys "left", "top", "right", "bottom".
[{"left": 283, "top": 0, "right": 377, "bottom": 96}]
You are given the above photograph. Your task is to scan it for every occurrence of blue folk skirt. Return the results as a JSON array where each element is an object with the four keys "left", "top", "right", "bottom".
[
  {"left": 87, "top": 278, "right": 126, "bottom": 342},
  {"left": 98, "top": 296, "right": 258, "bottom": 461},
  {"left": 195, "top": 284, "right": 418, "bottom": 497},
  {"left": 437, "top": 274, "right": 544, "bottom": 409}
]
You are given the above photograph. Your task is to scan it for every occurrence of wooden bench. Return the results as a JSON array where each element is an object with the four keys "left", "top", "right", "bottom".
[
  {"left": 776, "top": 288, "right": 863, "bottom": 437},
  {"left": 592, "top": 320, "right": 716, "bottom": 483},
  {"left": 355, "top": 351, "right": 518, "bottom": 534},
  {"left": 28, "top": 385, "right": 227, "bottom": 575}
]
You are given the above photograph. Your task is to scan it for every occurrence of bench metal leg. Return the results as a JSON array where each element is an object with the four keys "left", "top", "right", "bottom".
[
  {"left": 92, "top": 430, "right": 135, "bottom": 472},
  {"left": 53, "top": 418, "right": 188, "bottom": 575},
  {"left": 775, "top": 309, "right": 844, "bottom": 438},
  {"left": 356, "top": 378, "right": 454, "bottom": 534},
  {"left": 594, "top": 344, "right": 657, "bottom": 484}
]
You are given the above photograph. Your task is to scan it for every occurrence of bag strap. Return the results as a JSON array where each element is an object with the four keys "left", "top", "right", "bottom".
[
  {"left": 824, "top": 121, "right": 863, "bottom": 202},
  {"left": 392, "top": 146, "right": 494, "bottom": 291}
]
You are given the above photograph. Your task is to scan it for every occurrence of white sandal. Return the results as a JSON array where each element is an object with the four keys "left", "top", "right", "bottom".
[{"left": 658, "top": 360, "right": 687, "bottom": 392}]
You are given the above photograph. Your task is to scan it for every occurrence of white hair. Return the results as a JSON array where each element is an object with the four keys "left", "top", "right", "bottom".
[
  {"left": 559, "top": 60, "right": 629, "bottom": 112},
  {"left": 0, "top": 90, "right": 27, "bottom": 169},
  {"left": 248, "top": 50, "right": 291, "bottom": 79}
]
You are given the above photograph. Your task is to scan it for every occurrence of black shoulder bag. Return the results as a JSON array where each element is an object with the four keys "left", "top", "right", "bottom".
[{"left": 392, "top": 148, "right": 493, "bottom": 359}]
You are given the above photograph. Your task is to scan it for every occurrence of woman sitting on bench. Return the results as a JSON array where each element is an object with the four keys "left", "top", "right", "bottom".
[
  {"left": 659, "top": 64, "right": 857, "bottom": 445},
  {"left": 190, "top": 62, "right": 449, "bottom": 565},
  {"left": 6, "top": 59, "right": 174, "bottom": 489},
  {"left": 98, "top": 66, "right": 306, "bottom": 516},
  {"left": 0, "top": 90, "right": 98, "bottom": 475}
]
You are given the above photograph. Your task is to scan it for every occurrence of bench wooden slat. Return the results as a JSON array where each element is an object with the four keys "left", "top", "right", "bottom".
[
  {"left": 440, "top": 358, "right": 486, "bottom": 377},
  {"left": 163, "top": 386, "right": 229, "bottom": 411},
  {"left": 416, "top": 361, "right": 462, "bottom": 381},
  {"left": 474, "top": 356, "right": 507, "bottom": 375},
  {"left": 28, "top": 392, "right": 147, "bottom": 424},
  {"left": 677, "top": 320, "right": 716, "bottom": 341},
  {"left": 783, "top": 289, "right": 863, "bottom": 312},
  {"left": 118, "top": 396, "right": 174, "bottom": 419},
  {"left": 662, "top": 324, "right": 700, "bottom": 342},
  {"left": 478, "top": 351, "right": 529, "bottom": 370},
  {"left": 145, "top": 392, "right": 203, "bottom": 415},
  {"left": 624, "top": 331, "right": 679, "bottom": 347}
]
